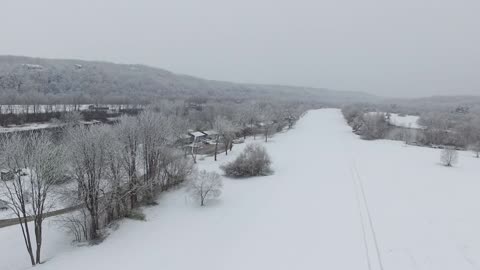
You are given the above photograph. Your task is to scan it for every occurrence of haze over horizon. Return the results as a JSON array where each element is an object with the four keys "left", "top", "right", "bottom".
[{"left": 1, "top": 0, "right": 479, "bottom": 98}]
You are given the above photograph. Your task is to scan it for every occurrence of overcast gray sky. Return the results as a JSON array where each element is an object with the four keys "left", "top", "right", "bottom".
[{"left": 1, "top": 0, "right": 479, "bottom": 97}]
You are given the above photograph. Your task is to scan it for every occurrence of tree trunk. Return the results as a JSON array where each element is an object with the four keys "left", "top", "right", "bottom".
[
  {"left": 21, "top": 216, "right": 35, "bottom": 266},
  {"left": 34, "top": 219, "right": 43, "bottom": 264},
  {"left": 89, "top": 211, "right": 99, "bottom": 240},
  {"left": 87, "top": 193, "right": 99, "bottom": 240},
  {"left": 129, "top": 174, "right": 137, "bottom": 209},
  {"left": 130, "top": 184, "right": 137, "bottom": 209},
  {"left": 18, "top": 186, "right": 35, "bottom": 266}
]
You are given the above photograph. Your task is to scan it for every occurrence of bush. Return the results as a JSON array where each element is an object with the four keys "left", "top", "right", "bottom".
[
  {"left": 221, "top": 144, "right": 272, "bottom": 177},
  {"left": 358, "top": 113, "right": 390, "bottom": 140},
  {"left": 440, "top": 147, "right": 459, "bottom": 167},
  {"left": 125, "top": 210, "right": 146, "bottom": 221},
  {"left": 187, "top": 170, "right": 223, "bottom": 206}
]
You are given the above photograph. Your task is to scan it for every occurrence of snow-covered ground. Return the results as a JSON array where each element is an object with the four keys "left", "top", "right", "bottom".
[
  {"left": 0, "top": 104, "right": 137, "bottom": 115},
  {"left": 389, "top": 113, "right": 423, "bottom": 129},
  {"left": 1, "top": 109, "right": 480, "bottom": 270},
  {"left": 0, "top": 123, "right": 59, "bottom": 133},
  {"left": 0, "top": 179, "right": 78, "bottom": 219},
  {"left": 367, "top": 111, "right": 423, "bottom": 129}
]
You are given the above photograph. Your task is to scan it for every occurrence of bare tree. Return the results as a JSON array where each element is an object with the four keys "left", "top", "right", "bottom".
[
  {"left": 68, "top": 126, "right": 110, "bottom": 240},
  {"left": 138, "top": 110, "right": 177, "bottom": 203},
  {"left": 234, "top": 103, "right": 258, "bottom": 139},
  {"left": 56, "top": 209, "right": 89, "bottom": 242},
  {"left": 60, "top": 111, "right": 83, "bottom": 127},
  {"left": 418, "top": 112, "right": 451, "bottom": 145},
  {"left": 103, "top": 128, "right": 128, "bottom": 223},
  {"left": 0, "top": 135, "right": 34, "bottom": 265},
  {"left": 157, "top": 148, "right": 194, "bottom": 191},
  {"left": 213, "top": 117, "right": 237, "bottom": 160},
  {"left": 400, "top": 125, "right": 415, "bottom": 144},
  {"left": 115, "top": 116, "right": 140, "bottom": 208},
  {"left": 279, "top": 101, "right": 305, "bottom": 129},
  {"left": 0, "top": 132, "right": 65, "bottom": 265},
  {"left": 189, "top": 136, "right": 199, "bottom": 164},
  {"left": 469, "top": 142, "right": 480, "bottom": 158},
  {"left": 440, "top": 147, "right": 459, "bottom": 167},
  {"left": 256, "top": 103, "right": 278, "bottom": 142},
  {"left": 187, "top": 170, "right": 223, "bottom": 206},
  {"left": 359, "top": 113, "right": 390, "bottom": 140}
]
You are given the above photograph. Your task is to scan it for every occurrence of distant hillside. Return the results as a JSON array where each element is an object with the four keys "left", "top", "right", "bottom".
[
  {"left": 378, "top": 95, "right": 480, "bottom": 115},
  {"left": 0, "top": 55, "right": 375, "bottom": 105}
]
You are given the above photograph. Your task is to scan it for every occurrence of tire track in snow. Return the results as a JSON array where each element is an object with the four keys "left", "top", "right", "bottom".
[{"left": 350, "top": 160, "right": 385, "bottom": 270}]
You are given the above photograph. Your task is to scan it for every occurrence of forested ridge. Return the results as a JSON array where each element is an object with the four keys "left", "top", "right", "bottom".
[{"left": 0, "top": 55, "right": 374, "bottom": 105}]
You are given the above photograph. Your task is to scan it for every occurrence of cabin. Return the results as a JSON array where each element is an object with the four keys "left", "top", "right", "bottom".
[
  {"left": 176, "top": 134, "right": 193, "bottom": 145},
  {"left": 202, "top": 130, "right": 218, "bottom": 140},
  {"left": 188, "top": 131, "right": 207, "bottom": 142}
]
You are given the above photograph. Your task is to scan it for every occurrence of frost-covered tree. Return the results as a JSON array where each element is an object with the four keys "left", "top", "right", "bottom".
[
  {"left": 221, "top": 144, "right": 272, "bottom": 177},
  {"left": 359, "top": 113, "right": 390, "bottom": 140},
  {"left": 418, "top": 112, "right": 451, "bottom": 145},
  {"left": 60, "top": 111, "right": 83, "bottom": 127},
  {"left": 103, "top": 128, "right": 128, "bottom": 223},
  {"left": 187, "top": 170, "right": 223, "bottom": 206},
  {"left": 469, "top": 142, "right": 480, "bottom": 158},
  {"left": 115, "top": 115, "right": 140, "bottom": 208},
  {"left": 0, "top": 132, "right": 65, "bottom": 265},
  {"left": 157, "top": 148, "right": 194, "bottom": 191},
  {"left": 213, "top": 116, "right": 237, "bottom": 161},
  {"left": 440, "top": 147, "right": 459, "bottom": 167},
  {"left": 138, "top": 110, "right": 179, "bottom": 203},
  {"left": 68, "top": 126, "right": 111, "bottom": 240},
  {"left": 256, "top": 103, "right": 278, "bottom": 142}
]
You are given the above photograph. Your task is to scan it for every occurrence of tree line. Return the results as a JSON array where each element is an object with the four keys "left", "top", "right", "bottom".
[
  {"left": 342, "top": 103, "right": 480, "bottom": 151},
  {"left": 0, "top": 99, "right": 310, "bottom": 266}
]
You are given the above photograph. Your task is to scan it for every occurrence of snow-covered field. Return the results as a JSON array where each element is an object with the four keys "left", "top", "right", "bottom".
[
  {"left": 0, "top": 180, "right": 78, "bottom": 219},
  {"left": 0, "top": 123, "right": 55, "bottom": 133},
  {"left": 389, "top": 113, "right": 423, "bottom": 129},
  {"left": 1, "top": 109, "right": 480, "bottom": 270},
  {"left": 367, "top": 111, "right": 423, "bottom": 129},
  {"left": 0, "top": 104, "right": 135, "bottom": 115}
]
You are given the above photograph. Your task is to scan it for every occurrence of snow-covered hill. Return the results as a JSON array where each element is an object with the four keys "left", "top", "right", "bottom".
[{"left": 2, "top": 109, "right": 480, "bottom": 270}]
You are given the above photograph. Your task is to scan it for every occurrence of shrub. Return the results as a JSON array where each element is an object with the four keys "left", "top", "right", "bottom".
[
  {"left": 187, "top": 170, "right": 223, "bottom": 206},
  {"left": 440, "top": 147, "right": 458, "bottom": 167},
  {"left": 358, "top": 113, "right": 390, "bottom": 140},
  {"left": 221, "top": 144, "right": 272, "bottom": 177},
  {"left": 125, "top": 210, "right": 146, "bottom": 221}
]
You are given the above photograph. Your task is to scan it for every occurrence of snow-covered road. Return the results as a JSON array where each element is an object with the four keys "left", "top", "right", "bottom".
[{"left": 3, "top": 109, "right": 480, "bottom": 270}]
